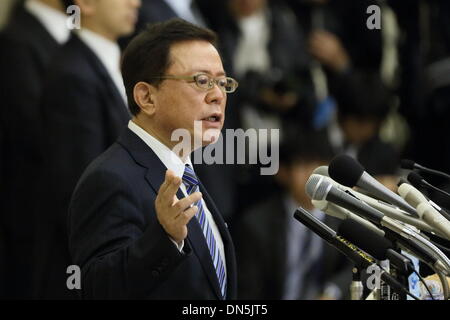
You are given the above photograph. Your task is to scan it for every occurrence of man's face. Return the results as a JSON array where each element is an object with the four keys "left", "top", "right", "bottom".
[
  {"left": 88, "top": 0, "right": 140, "bottom": 39},
  {"left": 339, "top": 115, "right": 379, "bottom": 145},
  {"left": 151, "top": 40, "right": 227, "bottom": 150}
]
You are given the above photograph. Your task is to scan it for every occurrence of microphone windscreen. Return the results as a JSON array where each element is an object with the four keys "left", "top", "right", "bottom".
[
  {"left": 312, "top": 166, "right": 329, "bottom": 177},
  {"left": 305, "top": 175, "right": 331, "bottom": 200},
  {"left": 407, "top": 171, "right": 424, "bottom": 188},
  {"left": 338, "top": 218, "right": 392, "bottom": 260},
  {"left": 401, "top": 159, "right": 416, "bottom": 170},
  {"left": 328, "top": 154, "right": 364, "bottom": 188}
]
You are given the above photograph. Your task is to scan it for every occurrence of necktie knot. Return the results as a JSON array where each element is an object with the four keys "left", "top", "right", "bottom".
[{"left": 182, "top": 164, "right": 199, "bottom": 188}]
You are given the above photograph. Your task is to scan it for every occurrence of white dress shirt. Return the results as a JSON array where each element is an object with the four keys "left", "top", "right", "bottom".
[
  {"left": 25, "top": 0, "right": 70, "bottom": 45},
  {"left": 77, "top": 29, "right": 128, "bottom": 105},
  {"left": 127, "top": 120, "right": 227, "bottom": 276},
  {"left": 233, "top": 8, "right": 270, "bottom": 78},
  {"left": 164, "top": 0, "right": 205, "bottom": 26}
]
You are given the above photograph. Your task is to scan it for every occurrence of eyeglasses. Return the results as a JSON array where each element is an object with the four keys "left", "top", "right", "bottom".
[{"left": 150, "top": 74, "right": 239, "bottom": 93}]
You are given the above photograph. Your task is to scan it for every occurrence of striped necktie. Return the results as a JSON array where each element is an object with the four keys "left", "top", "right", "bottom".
[{"left": 182, "top": 164, "right": 227, "bottom": 298}]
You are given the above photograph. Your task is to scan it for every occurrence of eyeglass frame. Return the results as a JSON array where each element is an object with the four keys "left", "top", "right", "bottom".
[{"left": 146, "top": 73, "right": 239, "bottom": 93}]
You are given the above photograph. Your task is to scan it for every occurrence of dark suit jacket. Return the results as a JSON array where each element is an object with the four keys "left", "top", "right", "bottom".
[
  {"left": 34, "top": 34, "right": 130, "bottom": 299},
  {"left": 68, "top": 128, "right": 237, "bottom": 299},
  {"left": 119, "top": 0, "right": 177, "bottom": 49},
  {"left": 233, "top": 194, "right": 352, "bottom": 300},
  {"left": 0, "top": 4, "right": 61, "bottom": 299}
]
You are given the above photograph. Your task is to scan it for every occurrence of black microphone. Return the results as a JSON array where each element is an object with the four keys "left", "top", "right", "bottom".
[
  {"left": 293, "top": 207, "right": 416, "bottom": 299},
  {"left": 339, "top": 219, "right": 415, "bottom": 275},
  {"left": 408, "top": 171, "right": 450, "bottom": 201},
  {"left": 328, "top": 154, "right": 417, "bottom": 216},
  {"left": 401, "top": 159, "right": 450, "bottom": 181}
]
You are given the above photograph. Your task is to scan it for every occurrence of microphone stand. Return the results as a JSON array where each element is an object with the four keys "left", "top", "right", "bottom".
[{"left": 350, "top": 267, "right": 364, "bottom": 300}]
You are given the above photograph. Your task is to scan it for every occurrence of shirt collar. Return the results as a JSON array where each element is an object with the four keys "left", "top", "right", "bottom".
[
  {"left": 25, "top": 0, "right": 70, "bottom": 44},
  {"left": 128, "top": 120, "right": 193, "bottom": 179},
  {"left": 164, "top": 0, "right": 193, "bottom": 16},
  {"left": 164, "top": 0, "right": 203, "bottom": 25}
]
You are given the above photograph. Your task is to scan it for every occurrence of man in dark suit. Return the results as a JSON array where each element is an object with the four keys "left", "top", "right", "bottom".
[
  {"left": 34, "top": 0, "right": 140, "bottom": 299},
  {"left": 233, "top": 131, "right": 352, "bottom": 299},
  {"left": 68, "top": 19, "right": 238, "bottom": 299},
  {"left": 0, "top": 0, "right": 70, "bottom": 299}
]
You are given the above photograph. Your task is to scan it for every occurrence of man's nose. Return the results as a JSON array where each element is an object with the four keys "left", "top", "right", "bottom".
[{"left": 206, "top": 82, "right": 225, "bottom": 105}]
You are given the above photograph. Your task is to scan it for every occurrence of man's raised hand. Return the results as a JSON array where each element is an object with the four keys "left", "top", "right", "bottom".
[{"left": 155, "top": 170, "right": 202, "bottom": 243}]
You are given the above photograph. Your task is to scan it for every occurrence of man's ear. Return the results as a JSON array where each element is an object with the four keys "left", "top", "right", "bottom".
[{"left": 133, "top": 82, "right": 157, "bottom": 116}]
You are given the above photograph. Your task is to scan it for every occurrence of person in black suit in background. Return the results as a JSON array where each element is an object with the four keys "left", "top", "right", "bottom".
[
  {"left": 68, "top": 18, "right": 237, "bottom": 299},
  {"left": 233, "top": 130, "right": 352, "bottom": 300},
  {"left": 34, "top": 0, "right": 140, "bottom": 299},
  {"left": 0, "top": 0, "right": 71, "bottom": 299}
]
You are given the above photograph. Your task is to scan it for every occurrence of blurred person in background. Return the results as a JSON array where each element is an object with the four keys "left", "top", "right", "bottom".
[
  {"left": 119, "top": 0, "right": 207, "bottom": 48},
  {"left": 0, "top": 0, "right": 71, "bottom": 299},
  {"left": 204, "top": 0, "right": 317, "bottom": 217},
  {"left": 34, "top": 0, "right": 140, "bottom": 299},
  {"left": 286, "top": 0, "right": 383, "bottom": 132},
  {"left": 233, "top": 130, "right": 352, "bottom": 300},
  {"left": 390, "top": 0, "right": 450, "bottom": 179},
  {"left": 333, "top": 72, "right": 399, "bottom": 191}
]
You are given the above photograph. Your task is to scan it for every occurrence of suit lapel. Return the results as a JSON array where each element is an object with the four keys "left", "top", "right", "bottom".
[
  {"left": 73, "top": 35, "right": 130, "bottom": 124},
  {"left": 117, "top": 129, "right": 228, "bottom": 299}
]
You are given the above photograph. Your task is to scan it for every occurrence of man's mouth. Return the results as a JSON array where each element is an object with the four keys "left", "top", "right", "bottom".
[{"left": 202, "top": 114, "right": 222, "bottom": 122}]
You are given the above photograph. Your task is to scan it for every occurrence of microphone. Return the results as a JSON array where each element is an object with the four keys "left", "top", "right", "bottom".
[
  {"left": 328, "top": 154, "right": 418, "bottom": 217},
  {"left": 401, "top": 159, "right": 450, "bottom": 181},
  {"left": 306, "top": 174, "right": 415, "bottom": 231},
  {"left": 408, "top": 171, "right": 450, "bottom": 202},
  {"left": 306, "top": 174, "right": 384, "bottom": 225},
  {"left": 311, "top": 199, "right": 385, "bottom": 237},
  {"left": 399, "top": 182, "right": 435, "bottom": 210},
  {"left": 310, "top": 170, "right": 434, "bottom": 233},
  {"left": 398, "top": 183, "right": 450, "bottom": 239},
  {"left": 339, "top": 219, "right": 415, "bottom": 275},
  {"left": 417, "top": 203, "right": 450, "bottom": 240},
  {"left": 293, "top": 207, "right": 418, "bottom": 299},
  {"left": 306, "top": 174, "right": 450, "bottom": 275},
  {"left": 338, "top": 215, "right": 450, "bottom": 300},
  {"left": 312, "top": 165, "right": 329, "bottom": 177},
  {"left": 348, "top": 189, "right": 436, "bottom": 234},
  {"left": 398, "top": 182, "right": 450, "bottom": 219}
]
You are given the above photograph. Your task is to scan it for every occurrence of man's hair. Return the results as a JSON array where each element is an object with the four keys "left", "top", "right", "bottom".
[
  {"left": 121, "top": 18, "right": 219, "bottom": 116},
  {"left": 335, "top": 72, "right": 391, "bottom": 121},
  {"left": 279, "top": 129, "right": 334, "bottom": 167}
]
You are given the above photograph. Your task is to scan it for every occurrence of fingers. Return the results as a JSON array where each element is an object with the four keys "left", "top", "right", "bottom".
[
  {"left": 174, "top": 191, "right": 202, "bottom": 213},
  {"left": 177, "top": 205, "right": 199, "bottom": 225},
  {"left": 158, "top": 170, "right": 182, "bottom": 205}
]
